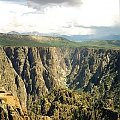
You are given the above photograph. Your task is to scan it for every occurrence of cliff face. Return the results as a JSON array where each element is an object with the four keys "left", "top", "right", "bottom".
[
  {"left": 3, "top": 47, "right": 69, "bottom": 96},
  {"left": 0, "top": 47, "right": 27, "bottom": 109},
  {"left": 0, "top": 46, "right": 120, "bottom": 119}
]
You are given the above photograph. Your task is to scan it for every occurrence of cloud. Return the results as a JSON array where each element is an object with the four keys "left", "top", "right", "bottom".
[
  {"left": 0, "top": 0, "right": 26, "bottom": 5},
  {"left": 94, "top": 26, "right": 120, "bottom": 36},
  {"left": 72, "top": 21, "right": 120, "bottom": 36},
  {"left": 86, "top": 26, "right": 120, "bottom": 36},
  {"left": 27, "top": 0, "right": 82, "bottom": 9},
  {"left": 0, "top": 0, "right": 25, "bottom": 2},
  {"left": 0, "top": 0, "right": 82, "bottom": 8},
  {"left": 0, "top": 0, "right": 119, "bottom": 36},
  {"left": 28, "top": 0, "right": 82, "bottom": 6}
]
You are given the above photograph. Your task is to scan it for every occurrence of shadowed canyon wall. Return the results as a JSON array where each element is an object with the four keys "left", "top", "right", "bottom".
[{"left": 0, "top": 47, "right": 120, "bottom": 119}]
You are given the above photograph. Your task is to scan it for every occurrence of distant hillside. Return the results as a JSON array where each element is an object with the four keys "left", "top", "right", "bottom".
[
  {"left": 0, "top": 33, "right": 120, "bottom": 49},
  {"left": 7, "top": 31, "right": 120, "bottom": 41},
  {"left": 0, "top": 33, "right": 78, "bottom": 47},
  {"left": 61, "top": 34, "right": 120, "bottom": 41},
  {"left": 7, "top": 31, "right": 20, "bottom": 35}
]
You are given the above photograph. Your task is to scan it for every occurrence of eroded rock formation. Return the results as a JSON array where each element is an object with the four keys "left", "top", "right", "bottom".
[{"left": 0, "top": 46, "right": 120, "bottom": 119}]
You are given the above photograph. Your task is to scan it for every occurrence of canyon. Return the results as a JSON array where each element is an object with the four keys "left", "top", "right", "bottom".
[{"left": 0, "top": 46, "right": 120, "bottom": 119}]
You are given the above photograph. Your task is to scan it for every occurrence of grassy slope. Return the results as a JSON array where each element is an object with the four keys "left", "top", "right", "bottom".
[
  {"left": 0, "top": 33, "right": 79, "bottom": 47},
  {"left": 0, "top": 33, "right": 120, "bottom": 49}
]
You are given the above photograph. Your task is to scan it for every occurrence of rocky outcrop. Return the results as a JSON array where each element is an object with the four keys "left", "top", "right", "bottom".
[
  {"left": 0, "top": 87, "right": 29, "bottom": 120},
  {"left": 0, "top": 47, "right": 27, "bottom": 110},
  {"left": 3, "top": 47, "right": 68, "bottom": 97},
  {"left": 0, "top": 103, "right": 29, "bottom": 120}
]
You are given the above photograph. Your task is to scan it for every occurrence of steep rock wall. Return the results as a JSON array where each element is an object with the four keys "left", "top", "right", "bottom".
[{"left": 0, "top": 46, "right": 120, "bottom": 115}]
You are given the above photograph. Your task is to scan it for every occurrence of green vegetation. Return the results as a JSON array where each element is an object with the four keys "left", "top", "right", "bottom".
[
  {"left": 0, "top": 33, "right": 79, "bottom": 47},
  {"left": 28, "top": 88, "right": 119, "bottom": 120},
  {"left": 28, "top": 88, "right": 93, "bottom": 120},
  {"left": 79, "top": 40, "right": 120, "bottom": 49},
  {"left": 0, "top": 33, "right": 120, "bottom": 49}
]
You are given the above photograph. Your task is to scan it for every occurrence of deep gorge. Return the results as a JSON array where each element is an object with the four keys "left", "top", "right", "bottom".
[{"left": 0, "top": 46, "right": 120, "bottom": 120}]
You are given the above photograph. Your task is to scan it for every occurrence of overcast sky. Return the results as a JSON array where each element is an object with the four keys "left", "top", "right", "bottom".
[{"left": 0, "top": 0, "right": 119, "bottom": 35}]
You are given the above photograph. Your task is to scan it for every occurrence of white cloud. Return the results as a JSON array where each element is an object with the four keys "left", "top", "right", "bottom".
[{"left": 0, "top": 0, "right": 119, "bottom": 35}]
